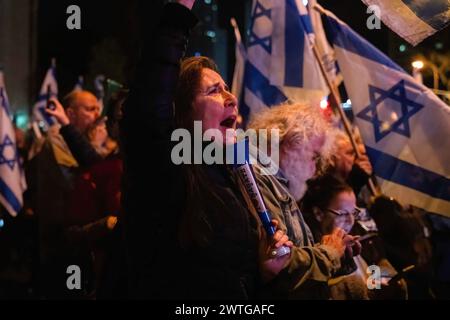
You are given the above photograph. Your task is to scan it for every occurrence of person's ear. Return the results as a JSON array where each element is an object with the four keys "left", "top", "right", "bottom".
[
  {"left": 330, "top": 154, "right": 337, "bottom": 167},
  {"left": 313, "top": 207, "right": 324, "bottom": 222},
  {"left": 66, "top": 107, "right": 75, "bottom": 121}
]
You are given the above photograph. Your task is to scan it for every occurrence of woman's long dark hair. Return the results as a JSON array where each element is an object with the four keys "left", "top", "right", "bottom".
[
  {"left": 174, "top": 56, "right": 231, "bottom": 248},
  {"left": 175, "top": 56, "right": 217, "bottom": 130}
]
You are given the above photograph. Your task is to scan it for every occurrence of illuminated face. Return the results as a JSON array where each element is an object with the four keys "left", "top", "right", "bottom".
[
  {"left": 334, "top": 138, "right": 355, "bottom": 179},
  {"left": 281, "top": 135, "right": 325, "bottom": 201},
  {"left": 326, "top": 190, "right": 357, "bottom": 234},
  {"left": 191, "top": 68, "right": 238, "bottom": 144},
  {"left": 67, "top": 92, "right": 101, "bottom": 133}
]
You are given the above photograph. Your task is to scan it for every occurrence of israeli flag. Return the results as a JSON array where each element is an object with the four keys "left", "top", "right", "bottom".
[
  {"left": 322, "top": 7, "right": 450, "bottom": 217},
  {"left": 308, "top": 0, "right": 341, "bottom": 86},
  {"left": 95, "top": 74, "right": 105, "bottom": 115},
  {"left": 361, "top": 0, "right": 450, "bottom": 46},
  {"left": 241, "top": 0, "right": 327, "bottom": 120},
  {"left": 32, "top": 61, "right": 58, "bottom": 130},
  {"left": 73, "top": 75, "right": 84, "bottom": 91},
  {"left": 269, "top": 0, "right": 323, "bottom": 88},
  {"left": 0, "top": 71, "right": 27, "bottom": 217}
]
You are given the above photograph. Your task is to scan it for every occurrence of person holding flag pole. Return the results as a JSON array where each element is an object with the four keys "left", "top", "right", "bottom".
[
  {"left": 313, "top": 3, "right": 450, "bottom": 218},
  {"left": 308, "top": 2, "right": 379, "bottom": 197}
]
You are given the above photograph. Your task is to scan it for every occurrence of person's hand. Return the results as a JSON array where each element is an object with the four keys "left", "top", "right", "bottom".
[
  {"left": 343, "top": 234, "right": 362, "bottom": 258},
  {"left": 175, "top": 0, "right": 196, "bottom": 10},
  {"left": 88, "top": 120, "right": 108, "bottom": 149},
  {"left": 355, "top": 144, "right": 373, "bottom": 176},
  {"left": 45, "top": 98, "right": 70, "bottom": 126},
  {"left": 355, "top": 154, "right": 373, "bottom": 176},
  {"left": 259, "top": 220, "right": 293, "bottom": 283},
  {"left": 321, "top": 227, "right": 346, "bottom": 257}
]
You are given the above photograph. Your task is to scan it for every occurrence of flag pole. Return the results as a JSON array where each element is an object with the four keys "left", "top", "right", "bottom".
[{"left": 310, "top": 39, "right": 379, "bottom": 196}]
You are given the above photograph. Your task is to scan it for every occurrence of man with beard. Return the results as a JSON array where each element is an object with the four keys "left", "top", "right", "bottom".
[{"left": 248, "top": 102, "right": 361, "bottom": 299}]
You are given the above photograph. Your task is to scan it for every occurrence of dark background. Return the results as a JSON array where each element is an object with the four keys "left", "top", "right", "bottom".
[
  {"left": 34, "top": 0, "right": 422, "bottom": 95},
  {"left": 31, "top": 0, "right": 450, "bottom": 106}
]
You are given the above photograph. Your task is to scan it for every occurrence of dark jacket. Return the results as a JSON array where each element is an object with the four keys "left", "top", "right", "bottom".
[
  {"left": 58, "top": 123, "right": 122, "bottom": 244},
  {"left": 120, "top": 3, "right": 260, "bottom": 299},
  {"left": 60, "top": 124, "right": 103, "bottom": 168},
  {"left": 60, "top": 123, "right": 123, "bottom": 298},
  {"left": 65, "top": 153, "right": 124, "bottom": 298},
  {"left": 27, "top": 134, "right": 80, "bottom": 298},
  {"left": 347, "top": 164, "right": 371, "bottom": 196}
]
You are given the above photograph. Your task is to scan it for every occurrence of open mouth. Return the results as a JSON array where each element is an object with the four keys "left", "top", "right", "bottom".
[{"left": 220, "top": 116, "right": 237, "bottom": 129}]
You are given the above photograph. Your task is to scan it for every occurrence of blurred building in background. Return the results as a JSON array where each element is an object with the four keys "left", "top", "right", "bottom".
[
  {"left": 187, "top": 0, "right": 228, "bottom": 81},
  {"left": 0, "top": 0, "right": 38, "bottom": 127}
]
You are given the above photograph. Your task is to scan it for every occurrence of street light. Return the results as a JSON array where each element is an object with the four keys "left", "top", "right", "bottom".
[
  {"left": 412, "top": 59, "right": 439, "bottom": 90},
  {"left": 412, "top": 60, "right": 424, "bottom": 84},
  {"left": 412, "top": 60, "right": 424, "bottom": 69}
]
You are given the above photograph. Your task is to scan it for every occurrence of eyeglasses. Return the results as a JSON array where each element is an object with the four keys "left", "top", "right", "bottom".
[{"left": 326, "top": 207, "right": 362, "bottom": 218}]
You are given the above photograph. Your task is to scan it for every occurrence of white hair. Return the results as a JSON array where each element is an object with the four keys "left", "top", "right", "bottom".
[
  {"left": 249, "top": 102, "right": 336, "bottom": 169},
  {"left": 248, "top": 102, "right": 338, "bottom": 200}
]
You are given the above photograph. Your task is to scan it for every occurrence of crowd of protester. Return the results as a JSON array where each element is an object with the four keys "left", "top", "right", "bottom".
[{"left": 0, "top": 0, "right": 449, "bottom": 300}]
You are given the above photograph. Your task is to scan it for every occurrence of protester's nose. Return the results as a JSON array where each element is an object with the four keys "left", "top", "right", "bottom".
[{"left": 223, "top": 91, "right": 238, "bottom": 109}]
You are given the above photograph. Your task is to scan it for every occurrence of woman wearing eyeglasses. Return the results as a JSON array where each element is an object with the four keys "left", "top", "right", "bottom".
[{"left": 301, "top": 174, "right": 371, "bottom": 300}]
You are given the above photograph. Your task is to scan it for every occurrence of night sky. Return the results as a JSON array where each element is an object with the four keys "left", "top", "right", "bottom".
[
  {"left": 36, "top": 0, "right": 448, "bottom": 97},
  {"left": 37, "top": 0, "right": 154, "bottom": 95}
]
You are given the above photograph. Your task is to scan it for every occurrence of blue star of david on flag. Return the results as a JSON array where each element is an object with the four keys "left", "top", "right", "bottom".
[
  {"left": 0, "top": 70, "right": 26, "bottom": 217},
  {"left": 324, "top": 7, "right": 450, "bottom": 217},
  {"left": 357, "top": 80, "right": 424, "bottom": 142},
  {"left": 0, "top": 88, "right": 10, "bottom": 117},
  {"left": 248, "top": 1, "right": 272, "bottom": 54},
  {"left": 0, "top": 134, "right": 16, "bottom": 171},
  {"left": 32, "top": 64, "right": 58, "bottom": 129}
]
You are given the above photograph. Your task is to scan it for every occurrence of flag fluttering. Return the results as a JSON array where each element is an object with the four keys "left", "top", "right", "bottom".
[
  {"left": 0, "top": 71, "right": 27, "bottom": 217},
  {"left": 239, "top": 0, "right": 328, "bottom": 121},
  {"left": 308, "top": 0, "right": 341, "bottom": 87},
  {"left": 322, "top": 5, "right": 450, "bottom": 217},
  {"left": 73, "top": 75, "right": 84, "bottom": 92},
  {"left": 361, "top": 0, "right": 450, "bottom": 46},
  {"left": 32, "top": 60, "right": 59, "bottom": 130},
  {"left": 95, "top": 74, "right": 105, "bottom": 115}
]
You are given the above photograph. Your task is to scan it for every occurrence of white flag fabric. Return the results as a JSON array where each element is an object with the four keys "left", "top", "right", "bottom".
[
  {"left": 73, "top": 75, "right": 84, "bottom": 92},
  {"left": 32, "top": 65, "right": 59, "bottom": 130},
  {"left": 241, "top": 0, "right": 327, "bottom": 121},
  {"left": 0, "top": 71, "right": 27, "bottom": 217},
  {"left": 95, "top": 75, "right": 105, "bottom": 115},
  {"left": 269, "top": 0, "right": 326, "bottom": 91},
  {"left": 308, "top": 0, "right": 341, "bottom": 86},
  {"left": 361, "top": 0, "right": 450, "bottom": 46},
  {"left": 322, "top": 6, "right": 450, "bottom": 217}
]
